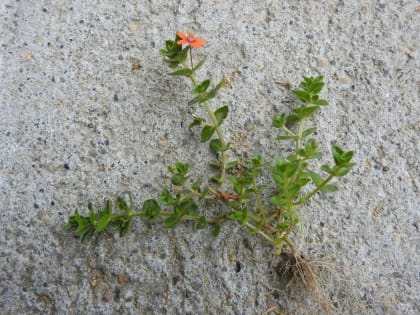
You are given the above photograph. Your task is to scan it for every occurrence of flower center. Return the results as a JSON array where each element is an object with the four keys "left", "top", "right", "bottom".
[{"left": 187, "top": 32, "right": 195, "bottom": 42}]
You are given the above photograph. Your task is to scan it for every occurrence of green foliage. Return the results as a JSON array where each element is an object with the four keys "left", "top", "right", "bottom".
[
  {"left": 64, "top": 33, "right": 356, "bottom": 260},
  {"left": 201, "top": 125, "right": 216, "bottom": 143},
  {"left": 214, "top": 106, "right": 228, "bottom": 125},
  {"left": 168, "top": 162, "right": 189, "bottom": 185},
  {"left": 63, "top": 194, "right": 134, "bottom": 240},
  {"left": 160, "top": 34, "right": 190, "bottom": 69},
  {"left": 142, "top": 199, "right": 161, "bottom": 220}
]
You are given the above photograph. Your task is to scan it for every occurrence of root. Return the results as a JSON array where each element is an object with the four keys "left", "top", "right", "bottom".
[{"left": 277, "top": 252, "right": 336, "bottom": 313}]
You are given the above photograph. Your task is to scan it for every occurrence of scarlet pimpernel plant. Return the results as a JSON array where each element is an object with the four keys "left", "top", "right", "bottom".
[{"left": 64, "top": 32, "right": 355, "bottom": 296}]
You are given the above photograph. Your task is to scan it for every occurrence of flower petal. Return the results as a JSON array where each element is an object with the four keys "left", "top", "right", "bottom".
[
  {"left": 190, "top": 38, "right": 206, "bottom": 48},
  {"left": 176, "top": 32, "right": 187, "bottom": 40}
]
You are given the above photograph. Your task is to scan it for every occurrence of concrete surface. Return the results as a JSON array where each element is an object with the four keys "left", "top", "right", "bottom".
[{"left": 1, "top": 1, "right": 419, "bottom": 314}]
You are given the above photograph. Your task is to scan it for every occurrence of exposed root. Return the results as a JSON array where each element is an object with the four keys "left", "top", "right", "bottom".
[{"left": 277, "top": 252, "right": 336, "bottom": 313}]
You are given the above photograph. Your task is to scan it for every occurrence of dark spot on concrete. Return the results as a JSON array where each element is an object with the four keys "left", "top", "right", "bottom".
[
  {"left": 235, "top": 260, "right": 243, "bottom": 272},
  {"left": 172, "top": 275, "right": 181, "bottom": 285},
  {"left": 64, "top": 163, "right": 70, "bottom": 170},
  {"left": 114, "top": 288, "right": 120, "bottom": 301},
  {"left": 191, "top": 281, "right": 202, "bottom": 291}
]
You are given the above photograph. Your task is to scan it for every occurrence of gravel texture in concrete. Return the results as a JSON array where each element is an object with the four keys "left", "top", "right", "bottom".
[{"left": 1, "top": 1, "right": 419, "bottom": 314}]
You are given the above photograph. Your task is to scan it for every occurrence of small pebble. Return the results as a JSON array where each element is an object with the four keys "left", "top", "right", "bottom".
[
  {"left": 102, "top": 288, "right": 113, "bottom": 302},
  {"left": 128, "top": 23, "right": 139, "bottom": 32}
]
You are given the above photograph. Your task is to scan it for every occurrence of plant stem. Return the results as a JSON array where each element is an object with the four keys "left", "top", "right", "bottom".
[
  {"left": 252, "top": 177, "right": 265, "bottom": 217},
  {"left": 293, "top": 174, "right": 334, "bottom": 205},
  {"left": 188, "top": 73, "right": 228, "bottom": 185},
  {"left": 189, "top": 48, "right": 194, "bottom": 69},
  {"left": 284, "top": 236, "right": 297, "bottom": 256},
  {"left": 295, "top": 118, "right": 306, "bottom": 157},
  {"left": 245, "top": 221, "right": 275, "bottom": 244},
  {"left": 127, "top": 211, "right": 226, "bottom": 224}
]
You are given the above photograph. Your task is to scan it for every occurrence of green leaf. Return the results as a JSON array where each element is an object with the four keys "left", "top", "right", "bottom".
[
  {"left": 188, "top": 96, "right": 201, "bottom": 106},
  {"left": 269, "top": 194, "right": 287, "bottom": 207},
  {"left": 211, "top": 176, "right": 223, "bottom": 184},
  {"left": 214, "top": 106, "right": 228, "bottom": 125},
  {"left": 196, "top": 216, "right": 207, "bottom": 229},
  {"left": 176, "top": 47, "right": 190, "bottom": 64},
  {"left": 286, "top": 114, "right": 300, "bottom": 124},
  {"left": 272, "top": 113, "right": 286, "bottom": 128},
  {"left": 117, "top": 196, "right": 128, "bottom": 212},
  {"left": 164, "top": 214, "right": 181, "bottom": 228},
  {"left": 192, "top": 79, "right": 211, "bottom": 94},
  {"left": 332, "top": 145, "right": 345, "bottom": 165},
  {"left": 210, "top": 139, "right": 223, "bottom": 152},
  {"left": 297, "top": 177, "right": 311, "bottom": 187},
  {"left": 142, "top": 199, "right": 161, "bottom": 220},
  {"left": 212, "top": 223, "right": 221, "bottom": 237},
  {"left": 308, "top": 170, "right": 324, "bottom": 187},
  {"left": 204, "top": 89, "right": 217, "bottom": 101},
  {"left": 332, "top": 145, "right": 354, "bottom": 165},
  {"left": 160, "top": 188, "right": 175, "bottom": 205},
  {"left": 305, "top": 139, "right": 317, "bottom": 152},
  {"left": 176, "top": 199, "right": 198, "bottom": 216},
  {"left": 95, "top": 210, "right": 111, "bottom": 232},
  {"left": 228, "top": 208, "right": 248, "bottom": 225},
  {"left": 192, "top": 58, "right": 206, "bottom": 73},
  {"left": 88, "top": 202, "right": 95, "bottom": 223},
  {"left": 229, "top": 175, "right": 241, "bottom": 194},
  {"left": 201, "top": 125, "right": 216, "bottom": 143},
  {"left": 191, "top": 179, "right": 203, "bottom": 191},
  {"left": 302, "top": 127, "right": 316, "bottom": 138},
  {"left": 175, "top": 162, "right": 189, "bottom": 175},
  {"left": 321, "top": 184, "right": 339, "bottom": 192},
  {"left": 307, "top": 81, "right": 324, "bottom": 94},
  {"left": 188, "top": 116, "right": 205, "bottom": 128},
  {"left": 277, "top": 135, "right": 298, "bottom": 140},
  {"left": 292, "top": 90, "right": 310, "bottom": 103},
  {"left": 209, "top": 159, "right": 221, "bottom": 167},
  {"left": 321, "top": 164, "right": 334, "bottom": 175},
  {"left": 226, "top": 161, "right": 238, "bottom": 169},
  {"left": 118, "top": 218, "right": 132, "bottom": 236},
  {"left": 283, "top": 161, "right": 299, "bottom": 177},
  {"left": 171, "top": 174, "right": 187, "bottom": 186},
  {"left": 334, "top": 164, "right": 356, "bottom": 176},
  {"left": 293, "top": 106, "right": 320, "bottom": 119},
  {"left": 169, "top": 68, "right": 192, "bottom": 76},
  {"left": 287, "top": 183, "right": 302, "bottom": 199},
  {"left": 251, "top": 155, "right": 263, "bottom": 168},
  {"left": 192, "top": 79, "right": 210, "bottom": 94},
  {"left": 313, "top": 99, "right": 328, "bottom": 106}
]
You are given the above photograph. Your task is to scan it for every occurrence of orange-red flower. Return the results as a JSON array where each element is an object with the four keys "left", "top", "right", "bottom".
[{"left": 176, "top": 31, "right": 206, "bottom": 48}]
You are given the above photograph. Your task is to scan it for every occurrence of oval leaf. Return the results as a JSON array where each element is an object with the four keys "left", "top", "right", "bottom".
[{"left": 201, "top": 125, "right": 216, "bottom": 143}]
